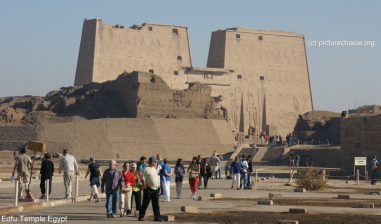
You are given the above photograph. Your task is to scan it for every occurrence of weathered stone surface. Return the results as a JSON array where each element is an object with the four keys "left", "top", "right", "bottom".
[
  {"left": 360, "top": 203, "right": 374, "bottom": 208},
  {"left": 181, "top": 206, "right": 198, "bottom": 213},
  {"left": 269, "top": 193, "right": 282, "bottom": 199},
  {"left": 258, "top": 200, "right": 273, "bottom": 205},
  {"left": 289, "top": 208, "right": 306, "bottom": 213},
  {"left": 159, "top": 215, "right": 175, "bottom": 221},
  {"left": 75, "top": 19, "right": 313, "bottom": 136},
  {"left": 210, "top": 193, "right": 222, "bottom": 198},
  {"left": 338, "top": 195, "right": 350, "bottom": 199}
]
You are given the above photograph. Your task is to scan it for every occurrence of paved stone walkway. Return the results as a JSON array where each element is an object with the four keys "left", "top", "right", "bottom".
[{"left": 2, "top": 165, "right": 381, "bottom": 223}]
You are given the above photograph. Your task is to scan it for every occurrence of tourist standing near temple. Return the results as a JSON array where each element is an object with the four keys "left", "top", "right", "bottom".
[
  {"left": 12, "top": 147, "right": 32, "bottom": 198},
  {"left": 188, "top": 157, "right": 200, "bottom": 199},
  {"left": 130, "top": 163, "right": 142, "bottom": 213},
  {"left": 174, "top": 158, "right": 185, "bottom": 199},
  {"left": 85, "top": 157, "right": 101, "bottom": 203},
  {"left": 230, "top": 156, "right": 242, "bottom": 190},
  {"left": 58, "top": 149, "right": 79, "bottom": 199},
  {"left": 201, "top": 158, "right": 212, "bottom": 189},
  {"left": 119, "top": 162, "right": 134, "bottom": 217},
  {"left": 370, "top": 156, "right": 379, "bottom": 185},
  {"left": 138, "top": 156, "right": 163, "bottom": 222},
  {"left": 101, "top": 160, "right": 124, "bottom": 218},
  {"left": 160, "top": 158, "right": 172, "bottom": 202},
  {"left": 39, "top": 153, "right": 54, "bottom": 199}
]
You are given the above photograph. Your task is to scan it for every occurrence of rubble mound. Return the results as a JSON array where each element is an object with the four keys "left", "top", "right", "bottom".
[
  {"left": 294, "top": 110, "right": 341, "bottom": 131},
  {"left": 0, "top": 71, "right": 218, "bottom": 126}
]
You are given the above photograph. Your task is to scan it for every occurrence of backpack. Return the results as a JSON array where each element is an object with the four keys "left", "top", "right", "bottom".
[{"left": 296, "top": 155, "right": 300, "bottom": 160}]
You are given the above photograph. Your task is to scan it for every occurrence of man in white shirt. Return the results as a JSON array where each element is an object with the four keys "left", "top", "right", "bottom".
[
  {"left": 58, "top": 149, "right": 79, "bottom": 199},
  {"left": 138, "top": 156, "right": 163, "bottom": 222}
]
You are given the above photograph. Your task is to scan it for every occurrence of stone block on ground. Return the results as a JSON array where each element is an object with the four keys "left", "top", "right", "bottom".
[
  {"left": 369, "top": 191, "right": 381, "bottom": 195},
  {"left": 338, "top": 195, "right": 350, "bottom": 199},
  {"left": 258, "top": 200, "right": 273, "bottom": 205},
  {"left": 159, "top": 215, "right": 175, "bottom": 221},
  {"left": 277, "top": 220, "right": 299, "bottom": 224},
  {"left": 181, "top": 206, "right": 198, "bottom": 213},
  {"left": 360, "top": 203, "right": 374, "bottom": 208},
  {"left": 289, "top": 208, "right": 306, "bottom": 213},
  {"left": 269, "top": 193, "right": 282, "bottom": 199},
  {"left": 210, "top": 193, "right": 222, "bottom": 198},
  {"left": 294, "top": 188, "right": 306, "bottom": 193}
]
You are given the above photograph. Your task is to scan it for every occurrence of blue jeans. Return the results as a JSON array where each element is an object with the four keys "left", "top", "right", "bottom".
[
  {"left": 240, "top": 172, "right": 248, "bottom": 188},
  {"left": 106, "top": 191, "right": 119, "bottom": 215}
]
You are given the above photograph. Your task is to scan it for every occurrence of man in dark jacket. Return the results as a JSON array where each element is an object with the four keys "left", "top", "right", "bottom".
[
  {"left": 101, "top": 160, "right": 124, "bottom": 218},
  {"left": 39, "top": 153, "right": 54, "bottom": 199}
]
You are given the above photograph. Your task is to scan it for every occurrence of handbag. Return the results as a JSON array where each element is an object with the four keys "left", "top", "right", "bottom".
[
  {"left": 189, "top": 173, "right": 197, "bottom": 179},
  {"left": 121, "top": 186, "right": 132, "bottom": 193}
]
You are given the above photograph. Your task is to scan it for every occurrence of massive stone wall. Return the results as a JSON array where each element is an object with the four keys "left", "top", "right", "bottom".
[
  {"left": 207, "top": 28, "right": 313, "bottom": 136},
  {"left": 0, "top": 118, "right": 236, "bottom": 160},
  {"left": 75, "top": 19, "right": 191, "bottom": 90},
  {"left": 0, "top": 71, "right": 217, "bottom": 125},
  {"left": 341, "top": 116, "right": 381, "bottom": 173},
  {"left": 74, "top": 19, "right": 313, "bottom": 138}
]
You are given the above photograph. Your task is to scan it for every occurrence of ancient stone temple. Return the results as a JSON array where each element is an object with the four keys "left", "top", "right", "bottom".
[{"left": 75, "top": 18, "right": 313, "bottom": 137}]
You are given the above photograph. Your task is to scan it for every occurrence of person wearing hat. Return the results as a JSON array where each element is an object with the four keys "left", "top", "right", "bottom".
[
  {"left": 130, "top": 163, "right": 142, "bottom": 213},
  {"left": 58, "top": 149, "right": 79, "bottom": 199},
  {"left": 85, "top": 157, "right": 101, "bottom": 203},
  {"left": 138, "top": 156, "right": 163, "bottom": 222}
]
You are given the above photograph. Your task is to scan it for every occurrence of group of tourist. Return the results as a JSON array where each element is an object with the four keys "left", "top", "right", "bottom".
[
  {"left": 11, "top": 148, "right": 263, "bottom": 221},
  {"left": 228, "top": 154, "right": 253, "bottom": 190},
  {"left": 289, "top": 152, "right": 300, "bottom": 167}
]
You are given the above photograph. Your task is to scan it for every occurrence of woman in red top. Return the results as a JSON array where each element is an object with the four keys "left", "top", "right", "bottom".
[{"left": 119, "top": 162, "right": 135, "bottom": 217}]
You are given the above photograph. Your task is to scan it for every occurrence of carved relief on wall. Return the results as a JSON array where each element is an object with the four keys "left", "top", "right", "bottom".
[
  {"left": 293, "top": 95, "right": 299, "bottom": 115},
  {"left": 229, "top": 93, "right": 239, "bottom": 130},
  {"left": 246, "top": 91, "right": 258, "bottom": 129}
]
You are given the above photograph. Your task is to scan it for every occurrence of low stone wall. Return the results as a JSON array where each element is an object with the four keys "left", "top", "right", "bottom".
[{"left": 0, "top": 118, "right": 236, "bottom": 160}]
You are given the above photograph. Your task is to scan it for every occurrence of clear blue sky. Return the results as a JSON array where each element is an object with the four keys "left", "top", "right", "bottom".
[{"left": 0, "top": 0, "right": 379, "bottom": 112}]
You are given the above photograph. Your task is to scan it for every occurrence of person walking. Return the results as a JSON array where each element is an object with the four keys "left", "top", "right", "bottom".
[
  {"left": 216, "top": 154, "right": 222, "bottom": 179},
  {"left": 156, "top": 154, "right": 164, "bottom": 196},
  {"left": 130, "top": 163, "right": 142, "bottom": 214},
  {"left": 188, "top": 156, "right": 200, "bottom": 199},
  {"left": 160, "top": 158, "right": 172, "bottom": 202},
  {"left": 196, "top": 155, "right": 203, "bottom": 189},
  {"left": 209, "top": 153, "right": 220, "bottom": 179},
  {"left": 85, "top": 157, "right": 101, "bottom": 203},
  {"left": 39, "top": 153, "right": 54, "bottom": 199},
  {"left": 58, "top": 149, "right": 79, "bottom": 199},
  {"left": 138, "top": 156, "right": 163, "bottom": 222},
  {"left": 174, "top": 158, "right": 185, "bottom": 199},
  {"left": 201, "top": 159, "right": 212, "bottom": 189},
  {"left": 230, "top": 156, "right": 242, "bottom": 190},
  {"left": 101, "top": 160, "right": 125, "bottom": 218},
  {"left": 119, "top": 162, "right": 134, "bottom": 217},
  {"left": 12, "top": 148, "right": 32, "bottom": 198}
]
